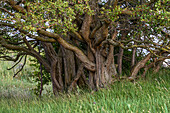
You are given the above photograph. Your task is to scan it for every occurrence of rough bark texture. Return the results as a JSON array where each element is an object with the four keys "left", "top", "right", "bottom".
[
  {"left": 61, "top": 47, "right": 76, "bottom": 89},
  {"left": 87, "top": 47, "right": 95, "bottom": 90},
  {"left": 131, "top": 53, "right": 151, "bottom": 78}
]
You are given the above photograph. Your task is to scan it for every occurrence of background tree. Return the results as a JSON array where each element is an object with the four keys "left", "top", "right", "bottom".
[{"left": 0, "top": 0, "right": 169, "bottom": 95}]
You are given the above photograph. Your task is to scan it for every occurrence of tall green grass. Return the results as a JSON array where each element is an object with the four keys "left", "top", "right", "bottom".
[
  {"left": 0, "top": 60, "right": 36, "bottom": 99},
  {"left": 0, "top": 61, "right": 169, "bottom": 113}
]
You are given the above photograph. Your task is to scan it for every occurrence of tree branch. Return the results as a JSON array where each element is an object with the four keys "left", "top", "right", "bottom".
[
  {"left": 13, "top": 55, "right": 27, "bottom": 77},
  {"left": 81, "top": 14, "right": 92, "bottom": 43},
  {"left": 38, "top": 29, "right": 95, "bottom": 71},
  {"left": 0, "top": 22, "right": 56, "bottom": 42},
  {"left": 0, "top": 7, "right": 14, "bottom": 16},
  {"left": 0, "top": 36, "right": 51, "bottom": 71},
  {"left": 70, "top": 30, "right": 84, "bottom": 41},
  {"left": 7, "top": 0, "right": 26, "bottom": 14},
  {"left": 7, "top": 55, "right": 24, "bottom": 70}
]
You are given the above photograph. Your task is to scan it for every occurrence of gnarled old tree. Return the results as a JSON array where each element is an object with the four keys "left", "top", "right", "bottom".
[{"left": 0, "top": 0, "right": 169, "bottom": 95}]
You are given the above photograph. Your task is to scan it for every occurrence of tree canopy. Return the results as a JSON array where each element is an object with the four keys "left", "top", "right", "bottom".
[{"left": 0, "top": 0, "right": 169, "bottom": 95}]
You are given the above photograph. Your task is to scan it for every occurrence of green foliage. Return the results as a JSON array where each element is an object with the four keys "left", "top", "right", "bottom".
[{"left": 0, "top": 0, "right": 93, "bottom": 35}]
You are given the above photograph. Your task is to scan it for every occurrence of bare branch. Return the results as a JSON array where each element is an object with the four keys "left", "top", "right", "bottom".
[
  {"left": 13, "top": 55, "right": 27, "bottom": 78},
  {"left": 0, "top": 36, "right": 51, "bottom": 71},
  {"left": 7, "top": 55, "right": 24, "bottom": 70},
  {"left": 0, "top": 52, "right": 26, "bottom": 62}
]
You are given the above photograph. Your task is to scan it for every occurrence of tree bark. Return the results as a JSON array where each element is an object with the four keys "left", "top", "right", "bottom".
[
  {"left": 61, "top": 46, "right": 76, "bottom": 90},
  {"left": 87, "top": 47, "right": 95, "bottom": 90},
  {"left": 131, "top": 45, "right": 136, "bottom": 67},
  {"left": 117, "top": 32, "right": 127, "bottom": 75},
  {"left": 153, "top": 61, "right": 163, "bottom": 73},
  {"left": 42, "top": 42, "right": 64, "bottom": 95},
  {"left": 131, "top": 53, "right": 151, "bottom": 78},
  {"left": 68, "top": 64, "right": 84, "bottom": 93},
  {"left": 117, "top": 47, "right": 124, "bottom": 75}
]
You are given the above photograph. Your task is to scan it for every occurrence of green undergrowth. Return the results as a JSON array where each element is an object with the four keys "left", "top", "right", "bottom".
[{"left": 0, "top": 61, "right": 169, "bottom": 113}]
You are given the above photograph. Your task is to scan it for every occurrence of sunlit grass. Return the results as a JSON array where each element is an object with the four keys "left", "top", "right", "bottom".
[{"left": 0, "top": 61, "right": 169, "bottom": 113}]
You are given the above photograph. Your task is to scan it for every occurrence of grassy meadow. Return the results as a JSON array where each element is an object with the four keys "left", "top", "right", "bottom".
[{"left": 0, "top": 60, "right": 169, "bottom": 113}]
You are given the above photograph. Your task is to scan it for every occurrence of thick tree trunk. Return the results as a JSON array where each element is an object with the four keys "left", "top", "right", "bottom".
[
  {"left": 42, "top": 42, "right": 87, "bottom": 95},
  {"left": 87, "top": 47, "right": 95, "bottom": 90},
  {"left": 42, "top": 42, "right": 64, "bottom": 95},
  {"left": 92, "top": 31, "right": 118, "bottom": 90},
  {"left": 50, "top": 60, "right": 62, "bottom": 95},
  {"left": 41, "top": 32, "right": 118, "bottom": 94},
  {"left": 93, "top": 44, "right": 117, "bottom": 90},
  {"left": 61, "top": 46, "right": 76, "bottom": 90},
  {"left": 38, "top": 2, "right": 118, "bottom": 94}
]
